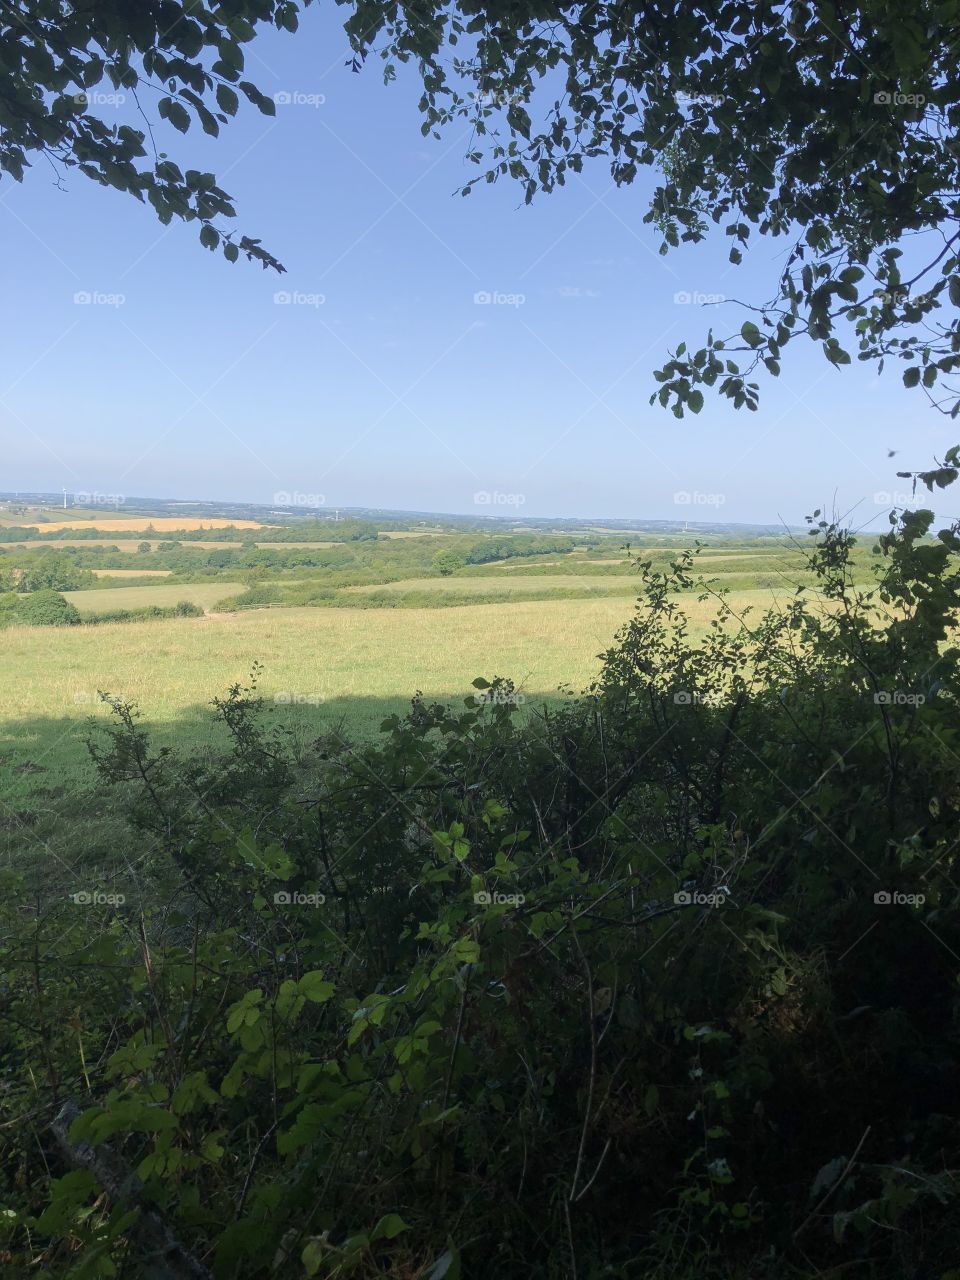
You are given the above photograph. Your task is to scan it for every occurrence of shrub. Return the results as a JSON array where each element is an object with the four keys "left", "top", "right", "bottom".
[
  {"left": 2, "top": 500, "right": 960, "bottom": 1277},
  {"left": 18, "top": 588, "right": 81, "bottom": 626}
]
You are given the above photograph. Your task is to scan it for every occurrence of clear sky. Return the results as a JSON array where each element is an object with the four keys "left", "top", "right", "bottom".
[{"left": 1, "top": 7, "right": 951, "bottom": 526}]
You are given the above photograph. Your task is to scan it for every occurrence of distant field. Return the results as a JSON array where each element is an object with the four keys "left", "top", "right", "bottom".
[
  {"left": 63, "top": 582, "right": 244, "bottom": 614},
  {"left": 378, "top": 529, "right": 444, "bottom": 539},
  {"left": 345, "top": 574, "right": 638, "bottom": 596},
  {"left": 15, "top": 517, "right": 266, "bottom": 532},
  {"left": 92, "top": 569, "right": 172, "bottom": 578},
  {"left": 254, "top": 540, "right": 340, "bottom": 549}
]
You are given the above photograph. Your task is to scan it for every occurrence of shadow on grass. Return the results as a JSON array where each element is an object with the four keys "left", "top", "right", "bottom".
[{"left": 0, "top": 690, "right": 579, "bottom": 874}]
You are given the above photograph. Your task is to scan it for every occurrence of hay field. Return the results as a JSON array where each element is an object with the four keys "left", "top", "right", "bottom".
[
  {"left": 16, "top": 517, "right": 265, "bottom": 532},
  {"left": 92, "top": 569, "right": 172, "bottom": 578}
]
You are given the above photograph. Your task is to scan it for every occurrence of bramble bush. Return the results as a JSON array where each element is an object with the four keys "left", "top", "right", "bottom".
[
  {"left": 17, "top": 588, "right": 82, "bottom": 626},
  {"left": 2, "top": 472, "right": 960, "bottom": 1278}
]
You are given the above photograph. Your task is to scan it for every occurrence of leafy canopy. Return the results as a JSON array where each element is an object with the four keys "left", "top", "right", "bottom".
[
  {"left": 346, "top": 0, "right": 960, "bottom": 418},
  {"left": 4, "top": 0, "right": 959, "bottom": 413},
  {"left": 0, "top": 0, "right": 300, "bottom": 271}
]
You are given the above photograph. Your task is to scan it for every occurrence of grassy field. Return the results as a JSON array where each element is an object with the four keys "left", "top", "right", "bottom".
[
  {"left": 0, "top": 598, "right": 645, "bottom": 797},
  {"left": 345, "top": 574, "right": 639, "bottom": 596},
  {"left": 63, "top": 581, "right": 244, "bottom": 614},
  {"left": 0, "top": 587, "right": 797, "bottom": 801}
]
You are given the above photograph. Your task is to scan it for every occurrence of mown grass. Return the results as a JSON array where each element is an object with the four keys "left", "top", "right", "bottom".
[
  {"left": 0, "top": 588, "right": 798, "bottom": 802},
  {"left": 63, "top": 581, "right": 244, "bottom": 614}
]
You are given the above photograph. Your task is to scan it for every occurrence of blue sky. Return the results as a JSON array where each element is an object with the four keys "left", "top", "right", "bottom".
[{"left": 1, "top": 7, "right": 950, "bottom": 525}]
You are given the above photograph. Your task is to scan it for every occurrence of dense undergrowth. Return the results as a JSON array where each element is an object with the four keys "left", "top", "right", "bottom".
[{"left": 2, "top": 499, "right": 960, "bottom": 1278}]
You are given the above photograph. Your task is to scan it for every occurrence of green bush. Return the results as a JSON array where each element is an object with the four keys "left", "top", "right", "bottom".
[
  {"left": 18, "top": 588, "right": 81, "bottom": 626},
  {"left": 2, "top": 502, "right": 960, "bottom": 1277}
]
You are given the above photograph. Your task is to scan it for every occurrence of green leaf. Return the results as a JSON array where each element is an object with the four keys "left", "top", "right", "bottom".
[
  {"left": 158, "top": 97, "right": 191, "bottom": 134},
  {"left": 741, "top": 321, "right": 762, "bottom": 347},
  {"left": 687, "top": 389, "right": 704, "bottom": 414},
  {"left": 298, "top": 971, "right": 334, "bottom": 1003},
  {"left": 216, "top": 84, "right": 239, "bottom": 116},
  {"left": 903, "top": 366, "right": 921, "bottom": 388},
  {"left": 372, "top": 1213, "right": 410, "bottom": 1241}
]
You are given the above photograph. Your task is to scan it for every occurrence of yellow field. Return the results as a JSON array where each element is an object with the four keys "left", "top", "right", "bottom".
[
  {"left": 92, "top": 569, "right": 172, "bottom": 578},
  {"left": 17, "top": 517, "right": 266, "bottom": 532},
  {"left": 63, "top": 582, "right": 243, "bottom": 614}
]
